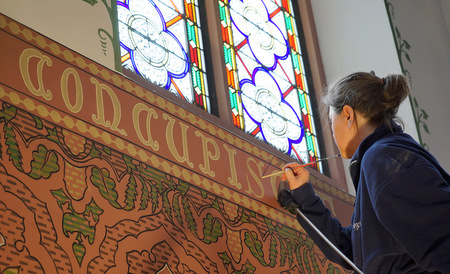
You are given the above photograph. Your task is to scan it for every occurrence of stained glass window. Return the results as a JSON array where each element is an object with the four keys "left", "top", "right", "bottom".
[
  {"left": 117, "top": 0, "right": 210, "bottom": 112},
  {"left": 218, "top": 0, "right": 323, "bottom": 171}
]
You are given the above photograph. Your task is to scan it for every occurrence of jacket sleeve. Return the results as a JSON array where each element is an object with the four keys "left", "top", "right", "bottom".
[
  {"left": 291, "top": 183, "right": 353, "bottom": 269},
  {"left": 371, "top": 150, "right": 450, "bottom": 272}
]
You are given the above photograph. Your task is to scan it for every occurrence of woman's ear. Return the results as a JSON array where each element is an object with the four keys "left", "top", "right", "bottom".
[{"left": 342, "top": 105, "right": 355, "bottom": 127}]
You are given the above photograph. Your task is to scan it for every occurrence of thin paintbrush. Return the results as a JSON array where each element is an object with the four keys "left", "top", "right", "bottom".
[{"left": 261, "top": 154, "right": 341, "bottom": 179}]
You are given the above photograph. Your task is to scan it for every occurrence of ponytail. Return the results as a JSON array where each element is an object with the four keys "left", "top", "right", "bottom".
[{"left": 322, "top": 72, "right": 410, "bottom": 129}]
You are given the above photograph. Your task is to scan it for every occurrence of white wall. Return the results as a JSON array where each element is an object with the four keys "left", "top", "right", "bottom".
[
  {"left": 0, "top": 0, "right": 116, "bottom": 69},
  {"left": 309, "top": 0, "right": 419, "bottom": 194},
  {"left": 389, "top": 0, "right": 450, "bottom": 174}
]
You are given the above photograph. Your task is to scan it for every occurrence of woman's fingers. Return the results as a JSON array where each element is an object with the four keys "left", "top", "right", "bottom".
[
  {"left": 281, "top": 167, "right": 294, "bottom": 181},
  {"left": 281, "top": 163, "right": 310, "bottom": 190}
]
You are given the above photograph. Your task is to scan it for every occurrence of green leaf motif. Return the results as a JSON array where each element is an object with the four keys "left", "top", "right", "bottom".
[
  {"left": 123, "top": 175, "right": 137, "bottom": 211},
  {"left": 244, "top": 231, "right": 267, "bottom": 266},
  {"left": 211, "top": 197, "right": 220, "bottom": 211},
  {"left": 90, "top": 167, "right": 121, "bottom": 208},
  {"left": 203, "top": 213, "right": 223, "bottom": 244},
  {"left": 240, "top": 261, "right": 256, "bottom": 274},
  {"left": 2, "top": 266, "right": 21, "bottom": 274},
  {"left": 327, "top": 264, "right": 343, "bottom": 274},
  {"left": 102, "top": 145, "right": 111, "bottom": 155},
  {"left": 59, "top": 200, "right": 103, "bottom": 244},
  {"left": 123, "top": 154, "right": 137, "bottom": 173},
  {"left": 82, "top": 0, "right": 98, "bottom": 6},
  {"left": 0, "top": 104, "right": 17, "bottom": 122},
  {"left": 165, "top": 177, "right": 176, "bottom": 189},
  {"left": 51, "top": 188, "right": 103, "bottom": 267},
  {"left": 138, "top": 177, "right": 158, "bottom": 212},
  {"left": 404, "top": 52, "right": 411, "bottom": 63},
  {"left": 162, "top": 189, "right": 173, "bottom": 223},
  {"left": 305, "top": 235, "right": 315, "bottom": 249},
  {"left": 150, "top": 181, "right": 159, "bottom": 212},
  {"left": 65, "top": 199, "right": 102, "bottom": 266},
  {"left": 303, "top": 249, "right": 311, "bottom": 273},
  {"left": 89, "top": 144, "right": 101, "bottom": 158},
  {"left": 84, "top": 200, "right": 103, "bottom": 226},
  {"left": 404, "top": 40, "right": 411, "bottom": 50},
  {"left": 412, "top": 96, "right": 431, "bottom": 143},
  {"left": 218, "top": 254, "right": 256, "bottom": 274},
  {"left": 29, "top": 145, "right": 59, "bottom": 179},
  {"left": 140, "top": 179, "right": 150, "bottom": 210},
  {"left": 268, "top": 235, "right": 277, "bottom": 267},
  {"left": 173, "top": 193, "right": 183, "bottom": 226},
  {"left": 138, "top": 164, "right": 165, "bottom": 188},
  {"left": 239, "top": 210, "right": 250, "bottom": 224},
  {"left": 219, "top": 252, "right": 231, "bottom": 264},
  {"left": 264, "top": 217, "right": 276, "bottom": 232},
  {"left": 279, "top": 238, "right": 287, "bottom": 266},
  {"left": 51, "top": 188, "right": 70, "bottom": 208},
  {"left": 73, "top": 242, "right": 86, "bottom": 265},
  {"left": 183, "top": 198, "right": 198, "bottom": 237},
  {"left": 31, "top": 114, "right": 43, "bottom": 129},
  {"left": 422, "top": 124, "right": 430, "bottom": 134},
  {"left": 421, "top": 109, "right": 429, "bottom": 120},
  {"left": 154, "top": 180, "right": 164, "bottom": 193},
  {"left": 200, "top": 189, "right": 207, "bottom": 199},
  {"left": 176, "top": 180, "right": 190, "bottom": 196},
  {"left": 287, "top": 241, "right": 295, "bottom": 269},
  {"left": 46, "top": 127, "right": 60, "bottom": 144},
  {"left": 4, "top": 123, "right": 23, "bottom": 172},
  {"left": 395, "top": 27, "right": 400, "bottom": 39},
  {"left": 309, "top": 250, "right": 320, "bottom": 273}
]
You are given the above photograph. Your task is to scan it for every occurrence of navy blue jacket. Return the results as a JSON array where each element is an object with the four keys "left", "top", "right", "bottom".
[{"left": 291, "top": 123, "right": 450, "bottom": 273}]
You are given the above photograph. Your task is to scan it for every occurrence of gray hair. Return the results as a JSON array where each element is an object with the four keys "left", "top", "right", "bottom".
[{"left": 322, "top": 72, "right": 410, "bottom": 129}]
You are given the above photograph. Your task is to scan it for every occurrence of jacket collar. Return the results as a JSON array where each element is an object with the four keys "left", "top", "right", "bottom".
[{"left": 349, "top": 122, "right": 403, "bottom": 190}]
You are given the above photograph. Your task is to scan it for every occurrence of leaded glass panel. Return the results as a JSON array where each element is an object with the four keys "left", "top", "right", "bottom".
[
  {"left": 117, "top": 0, "right": 210, "bottom": 112},
  {"left": 218, "top": 0, "right": 322, "bottom": 171}
]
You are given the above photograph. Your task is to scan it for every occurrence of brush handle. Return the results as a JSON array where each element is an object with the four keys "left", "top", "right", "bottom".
[{"left": 261, "top": 154, "right": 340, "bottom": 179}]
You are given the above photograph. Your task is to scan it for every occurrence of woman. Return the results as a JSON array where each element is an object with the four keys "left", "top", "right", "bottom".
[{"left": 282, "top": 72, "right": 450, "bottom": 273}]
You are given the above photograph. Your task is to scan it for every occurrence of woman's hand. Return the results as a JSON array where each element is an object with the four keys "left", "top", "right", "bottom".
[{"left": 281, "top": 163, "right": 310, "bottom": 190}]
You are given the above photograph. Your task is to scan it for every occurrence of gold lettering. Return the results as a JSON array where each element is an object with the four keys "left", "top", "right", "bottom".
[
  {"left": 245, "top": 157, "right": 265, "bottom": 199},
  {"left": 223, "top": 144, "right": 241, "bottom": 189},
  {"left": 163, "top": 113, "right": 193, "bottom": 168},
  {"left": 268, "top": 175, "right": 279, "bottom": 199},
  {"left": 195, "top": 131, "right": 219, "bottom": 177},
  {"left": 90, "top": 77, "right": 127, "bottom": 136},
  {"left": 61, "top": 68, "right": 83, "bottom": 113},
  {"left": 133, "top": 103, "right": 159, "bottom": 150},
  {"left": 19, "top": 48, "right": 52, "bottom": 100}
]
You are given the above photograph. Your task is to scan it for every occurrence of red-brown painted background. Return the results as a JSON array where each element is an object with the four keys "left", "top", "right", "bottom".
[{"left": 0, "top": 14, "right": 353, "bottom": 273}]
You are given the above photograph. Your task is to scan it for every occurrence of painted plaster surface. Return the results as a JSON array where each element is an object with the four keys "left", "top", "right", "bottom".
[{"left": 0, "top": 14, "right": 353, "bottom": 273}]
